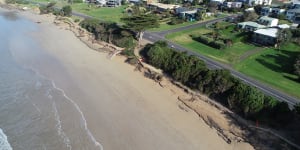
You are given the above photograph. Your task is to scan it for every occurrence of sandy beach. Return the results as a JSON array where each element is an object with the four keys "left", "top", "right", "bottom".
[{"left": 5, "top": 8, "right": 254, "bottom": 150}]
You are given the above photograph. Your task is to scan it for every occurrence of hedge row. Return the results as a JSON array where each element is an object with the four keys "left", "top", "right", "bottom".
[{"left": 194, "top": 35, "right": 227, "bottom": 49}]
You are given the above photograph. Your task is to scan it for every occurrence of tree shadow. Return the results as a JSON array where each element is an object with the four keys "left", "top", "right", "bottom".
[{"left": 255, "top": 49, "right": 300, "bottom": 77}]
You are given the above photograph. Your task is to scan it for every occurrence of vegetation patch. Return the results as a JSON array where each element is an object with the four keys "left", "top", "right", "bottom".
[
  {"left": 79, "top": 18, "right": 136, "bottom": 53},
  {"left": 235, "top": 43, "right": 300, "bottom": 98},
  {"left": 142, "top": 41, "right": 299, "bottom": 126}
]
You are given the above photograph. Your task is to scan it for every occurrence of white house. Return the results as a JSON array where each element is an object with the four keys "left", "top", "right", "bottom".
[
  {"left": 247, "top": 0, "right": 272, "bottom": 6},
  {"left": 286, "top": 9, "right": 300, "bottom": 21},
  {"left": 252, "top": 28, "right": 278, "bottom": 45},
  {"left": 210, "top": 0, "right": 226, "bottom": 3},
  {"left": 257, "top": 16, "right": 278, "bottom": 27},
  {"left": 148, "top": 2, "right": 180, "bottom": 11},
  {"left": 223, "top": 2, "right": 243, "bottom": 8}
]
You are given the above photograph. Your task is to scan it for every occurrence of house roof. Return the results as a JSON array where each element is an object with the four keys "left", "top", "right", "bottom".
[
  {"left": 148, "top": 2, "right": 180, "bottom": 10},
  {"left": 254, "top": 28, "right": 278, "bottom": 38},
  {"left": 238, "top": 21, "right": 266, "bottom": 28},
  {"left": 278, "top": 24, "right": 290, "bottom": 28},
  {"left": 259, "top": 16, "right": 278, "bottom": 22},
  {"left": 180, "top": 10, "right": 198, "bottom": 14},
  {"left": 287, "top": 9, "right": 300, "bottom": 13}
]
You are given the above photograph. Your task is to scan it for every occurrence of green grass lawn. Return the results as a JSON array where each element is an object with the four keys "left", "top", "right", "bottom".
[
  {"left": 234, "top": 43, "right": 300, "bottom": 98},
  {"left": 26, "top": 0, "right": 127, "bottom": 23},
  {"left": 69, "top": 3, "right": 127, "bottom": 23},
  {"left": 166, "top": 25, "right": 257, "bottom": 64}
]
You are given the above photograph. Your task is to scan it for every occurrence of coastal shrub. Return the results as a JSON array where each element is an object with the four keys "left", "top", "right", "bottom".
[
  {"left": 39, "top": 2, "right": 56, "bottom": 14},
  {"left": 79, "top": 18, "right": 100, "bottom": 33},
  {"left": 15, "top": 0, "right": 29, "bottom": 4},
  {"left": 5, "top": 0, "right": 16, "bottom": 4},
  {"left": 143, "top": 41, "right": 296, "bottom": 127},
  {"left": 79, "top": 19, "right": 137, "bottom": 50},
  {"left": 61, "top": 5, "right": 72, "bottom": 17},
  {"left": 74, "top": 18, "right": 80, "bottom": 23},
  {"left": 72, "top": 0, "right": 83, "bottom": 3}
]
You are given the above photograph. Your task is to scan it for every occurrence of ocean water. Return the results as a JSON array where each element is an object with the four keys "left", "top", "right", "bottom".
[{"left": 0, "top": 10, "right": 103, "bottom": 150}]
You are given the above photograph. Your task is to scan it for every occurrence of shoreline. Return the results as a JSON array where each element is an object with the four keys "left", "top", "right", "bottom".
[{"left": 0, "top": 5, "right": 255, "bottom": 149}]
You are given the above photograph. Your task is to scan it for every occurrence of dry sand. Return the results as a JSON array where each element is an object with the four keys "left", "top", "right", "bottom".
[{"left": 11, "top": 9, "right": 254, "bottom": 150}]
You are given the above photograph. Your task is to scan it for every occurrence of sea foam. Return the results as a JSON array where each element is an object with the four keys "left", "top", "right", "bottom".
[{"left": 0, "top": 128, "right": 13, "bottom": 150}]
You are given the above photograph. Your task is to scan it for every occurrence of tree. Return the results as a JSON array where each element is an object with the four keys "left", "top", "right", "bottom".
[
  {"left": 294, "top": 103, "right": 300, "bottom": 115},
  {"left": 195, "top": 10, "right": 206, "bottom": 21},
  {"left": 191, "top": 0, "right": 198, "bottom": 6},
  {"left": 254, "top": 5, "right": 262, "bottom": 14},
  {"left": 121, "top": 14, "right": 159, "bottom": 49},
  {"left": 228, "top": 82, "right": 265, "bottom": 117},
  {"left": 203, "top": 69, "right": 235, "bottom": 95},
  {"left": 294, "top": 55, "right": 300, "bottom": 81},
  {"left": 207, "top": 2, "right": 218, "bottom": 13},
  {"left": 242, "top": 11, "right": 258, "bottom": 21},
  {"left": 276, "top": 28, "right": 292, "bottom": 48}
]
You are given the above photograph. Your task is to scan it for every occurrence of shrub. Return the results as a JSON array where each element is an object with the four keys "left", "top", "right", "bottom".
[
  {"left": 74, "top": 18, "right": 80, "bottom": 23},
  {"left": 194, "top": 35, "right": 227, "bottom": 49},
  {"left": 196, "top": 35, "right": 213, "bottom": 45},
  {"left": 15, "top": 0, "right": 29, "bottom": 4},
  {"left": 168, "top": 17, "right": 184, "bottom": 25},
  {"left": 210, "top": 41, "right": 226, "bottom": 49},
  {"left": 61, "top": 5, "right": 72, "bottom": 16},
  {"left": 39, "top": 2, "right": 56, "bottom": 14},
  {"left": 5, "top": 0, "right": 16, "bottom": 4},
  {"left": 73, "top": 0, "right": 83, "bottom": 3}
]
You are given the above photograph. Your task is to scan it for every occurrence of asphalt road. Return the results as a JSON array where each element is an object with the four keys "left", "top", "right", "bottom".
[
  {"left": 65, "top": 9, "right": 299, "bottom": 106},
  {"left": 143, "top": 19, "right": 300, "bottom": 106}
]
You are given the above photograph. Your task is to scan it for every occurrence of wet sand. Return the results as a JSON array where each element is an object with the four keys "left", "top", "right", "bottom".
[{"left": 11, "top": 9, "right": 253, "bottom": 150}]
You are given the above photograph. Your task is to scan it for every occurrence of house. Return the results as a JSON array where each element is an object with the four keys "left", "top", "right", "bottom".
[
  {"left": 286, "top": 9, "right": 300, "bottom": 21},
  {"left": 128, "top": 0, "right": 142, "bottom": 4},
  {"left": 252, "top": 28, "right": 278, "bottom": 45},
  {"left": 148, "top": 2, "right": 180, "bottom": 12},
  {"left": 95, "top": 0, "right": 107, "bottom": 6},
  {"left": 179, "top": 10, "right": 198, "bottom": 21},
  {"left": 223, "top": 2, "right": 243, "bottom": 8},
  {"left": 245, "top": 7, "right": 255, "bottom": 12},
  {"left": 260, "top": 7, "right": 285, "bottom": 16},
  {"left": 257, "top": 16, "right": 278, "bottom": 26},
  {"left": 247, "top": 0, "right": 272, "bottom": 6},
  {"left": 237, "top": 21, "right": 266, "bottom": 31},
  {"left": 210, "top": 0, "right": 226, "bottom": 4},
  {"left": 175, "top": 7, "right": 190, "bottom": 14},
  {"left": 106, "top": 0, "right": 121, "bottom": 7}
]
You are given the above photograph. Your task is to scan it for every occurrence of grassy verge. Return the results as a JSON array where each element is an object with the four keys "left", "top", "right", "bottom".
[{"left": 234, "top": 43, "right": 300, "bottom": 98}]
